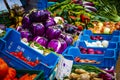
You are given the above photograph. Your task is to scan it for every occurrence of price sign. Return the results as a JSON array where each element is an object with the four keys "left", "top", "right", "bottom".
[{"left": 56, "top": 56, "right": 73, "bottom": 80}]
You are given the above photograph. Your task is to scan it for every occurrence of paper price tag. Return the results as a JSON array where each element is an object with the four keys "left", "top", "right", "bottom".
[{"left": 56, "top": 56, "right": 73, "bottom": 80}]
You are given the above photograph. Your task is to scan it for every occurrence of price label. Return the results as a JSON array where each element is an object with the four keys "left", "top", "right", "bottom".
[{"left": 56, "top": 56, "right": 73, "bottom": 80}]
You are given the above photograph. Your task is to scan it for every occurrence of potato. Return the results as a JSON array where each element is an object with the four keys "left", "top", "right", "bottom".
[
  {"left": 92, "top": 78, "right": 103, "bottom": 80},
  {"left": 75, "top": 69, "right": 87, "bottom": 74},
  {"left": 79, "top": 73, "right": 90, "bottom": 80},
  {"left": 69, "top": 73, "right": 80, "bottom": 79},
  {"left": 89, "top": 72, "right": 98, "bottom": 78}
]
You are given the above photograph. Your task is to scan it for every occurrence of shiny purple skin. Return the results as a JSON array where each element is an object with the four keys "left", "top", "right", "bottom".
[
  {"left": 33, "top": 36, "right": 48, "bottom": 48},
  {"left": 47, "top": 39, "right": 61, "bottom": 53},
  {"left": 64, "top": 34, "right": 73, "bottom": 45},
  {"left": 31, "top": 23, "right": 45, "bottom": 36},
  {"left": 16, "top": 26, "right": 23, "bottom": 32},
  {"left": 43, "top": 17, "right": 56, "bottom": 28},
  {"left": 58, "top": 38, "right": 67, "bottom": 54},
  {"left": 22, "top": 14, "right": 31, "bottom": 29},
  {"left": 29, "top": 10, "right": 50, "bottom": 22},
  {"left": 47, "top": 39, "right": 67, "bottom": 54},
  {"left": 46, "top": 26, "right": 62, "bottom": 40},
  {"left": 59, "top": 33, "right": 66, "bottom": 39},
  {"left": 20, "top": 29, "right": 33, "bottom": 41}
]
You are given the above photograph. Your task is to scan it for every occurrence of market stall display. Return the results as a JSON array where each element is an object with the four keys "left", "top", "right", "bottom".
[{"left": 0, "top": 0, "right": 120, "bottom": 80}]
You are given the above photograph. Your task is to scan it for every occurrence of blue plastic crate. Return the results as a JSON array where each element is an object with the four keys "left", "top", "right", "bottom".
[
  {"left": 0, "top": 28, "right": 12, "bottom": 50},
  {"left": 80, "top": 35, "right": 119, "bottom": 42},
  {"left": 0, "top": 28, "right": 59, "bottom": 78},
  {"left": 74, "top": 41, "right": 119, "bottom": 60},
  {"left": 63, "top": 46, "right": 117, "bottom": 68},
  {"left": 82, "top": 30, "right": 120, "bottom": 36}
]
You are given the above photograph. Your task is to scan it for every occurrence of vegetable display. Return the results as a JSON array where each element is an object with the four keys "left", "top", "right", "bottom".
[
  {"left": 64, "top": 65, "right": 115, "bottom": 80},
  {"left": 16, "top": 9, "right": 75, "bottom": 54}
]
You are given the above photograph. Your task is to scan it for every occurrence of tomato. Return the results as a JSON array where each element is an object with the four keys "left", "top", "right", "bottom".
[
  {"left": 17, "top": 52, "right": 23, "bottom": 58},
  {"left": 0, "top": 58, "right": 9, "bottom": 79},
  {"left": 77, "top": 25, "right": 83, "bottom": 31},
  {"left": 80, "top": 14, "right": 90, "bottom": 23},
  {"left": 7, "top": 67, "right": 16, "bottom": 79},
  {"left": 34, "top": 60, "right": 40, "bottom": 65},
  {"left": 74, "top": 57, "right": 80, "bottom": 62}
]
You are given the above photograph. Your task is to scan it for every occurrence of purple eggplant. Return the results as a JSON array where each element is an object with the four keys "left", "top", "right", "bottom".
[
  {"left": 33, "top": 36, "right": 48, "bottom": 48},
  {"left": 46, "top": 26, "right": 62, "bottom": 40},
  {"left": 30, "top": 23, "right": 45, "bottom": 36},
  {"left": 22, "top": 14, "right": 31, "bottom": 29},
  {"left": 20, "top": 29, "right": 33, "bottom": 41}
]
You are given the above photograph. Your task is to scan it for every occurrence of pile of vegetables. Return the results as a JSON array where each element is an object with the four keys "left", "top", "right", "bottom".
[
  {"left": 10, "top": 51, "right": 40, "bottom": 67},
  {"left": 64, "top": 65, "right": 115, "bottom": 80},
  {"left": 0, "top": 58, "right": 39, "bottom": 80},
  {"left": 17, "top": 9, "right": 77, "bottom": 54},
  {"left": 88, "top": 21, "right": 120, "bottom": 34},
  {"left": 47, "top": 0, "right": 96, "bottom": 30}
]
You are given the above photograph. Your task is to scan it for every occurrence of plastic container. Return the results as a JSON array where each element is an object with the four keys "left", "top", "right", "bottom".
[
  {"left": 63, "top": 46, "right": 117, "bottom": 68},
  {"left": 82, "top": 29, "right": 120, "bottom": 36},
  {"left": 16, "top": 69, "right": 44, "bottom": 80},
  {"left": 0, "top": 28, "right": 59, "bottom": 78}
]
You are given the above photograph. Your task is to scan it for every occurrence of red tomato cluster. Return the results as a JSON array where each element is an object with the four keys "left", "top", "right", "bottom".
[{"left": 10, "top": 52, "right": 40, "bottom": 67}]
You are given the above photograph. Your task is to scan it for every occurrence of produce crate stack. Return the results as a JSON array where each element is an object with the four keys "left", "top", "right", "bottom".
[{"left": 62, "top": 29, "right": 120, "bottom": 68}]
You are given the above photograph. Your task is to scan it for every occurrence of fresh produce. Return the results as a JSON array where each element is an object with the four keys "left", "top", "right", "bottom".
[
  {"left": 46, "top": 26, "right": 62, "bottom": 40},
  {"left": 29, "top": 9, "right": 50, "bottom": 22},
  {"left": 30, "top": 23, "right": 45, "bottom": 36},
  {"left": 0, "top": 58, "right": 9, "bottom": 79},
  {"left": 33, "top": 36, "right": 48, "bottom": 48},
  {"left": 22, "top": 14, "right": 31, "bottom": 29},
  {"left": 43, "top": 17, "right": 56, "bottom": 28},
  {"left": 64, "top": 65, "right": 115, "bottom": 80},
  {"left": 10, "top": 51, "right": 40, "bottom": 66},
  {"left": 84, "top": 40, "right": 109, "bottom": 47},
  {"left": 80, "top": 46, "right": 103, "bottom": 54},
  {"left": 20, "top": 29, "right": 33, "bottom": 42},
  {"left": 74, "top": 57, "right": 100, "bottom": 64},
  {"left": 17, "top": 9, "right": 75, "bottom": 55},
  {"left": 47, "top": 0, "right": 94, "bottom": 30},
  {"left": 47, "top": 38, "right": 67, "bottom": 54}
]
